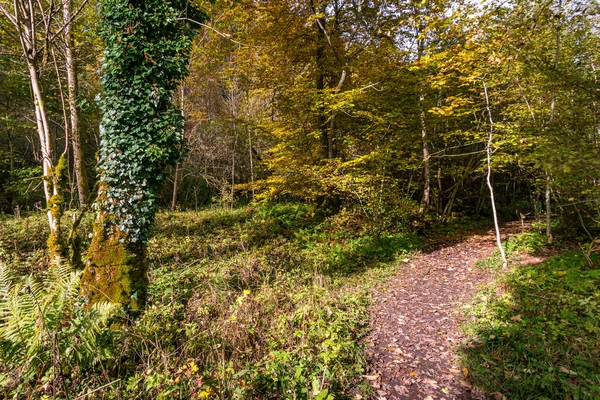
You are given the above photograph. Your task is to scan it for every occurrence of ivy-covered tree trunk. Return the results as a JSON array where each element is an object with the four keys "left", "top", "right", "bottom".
[{"left": 80, "top": 0, "right": 199, "bottom": 312}]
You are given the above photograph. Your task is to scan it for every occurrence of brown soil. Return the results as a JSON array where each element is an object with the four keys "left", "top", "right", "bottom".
[{"left": 365, "top": 223, "right": 528, "bottom": 400}]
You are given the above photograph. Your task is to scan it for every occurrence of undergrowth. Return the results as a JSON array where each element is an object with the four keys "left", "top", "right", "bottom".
[
  {"left": 0, "top": 202, "right": 419, "bottom": 399},
  {"left": 473, "top": 231, "right": 547, "bottom": 271},
  {"left": 462, "top": 233, "right": 600, "bottom": 399}
]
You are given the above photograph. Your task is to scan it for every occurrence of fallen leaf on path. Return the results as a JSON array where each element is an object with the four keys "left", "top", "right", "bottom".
[
  {"left": 363, "top": 375, "right": 379, "bottom": 381},
  {"left": 458, "top": 379, "right": 472, "bottom": 389}
]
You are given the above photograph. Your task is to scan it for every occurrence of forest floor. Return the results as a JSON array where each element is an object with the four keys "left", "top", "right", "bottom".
[
  {"left": 2, "top": 208, "right": 598, "bottom": 399},
  {"left": 365, "top": 222, "right": 542, "bottom": 400}
]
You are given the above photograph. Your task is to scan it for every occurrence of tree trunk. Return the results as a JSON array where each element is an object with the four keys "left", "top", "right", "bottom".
[
  {"left": 545, "top": 0, "right": 561, "bottom": 245},
  {"left": 416, "top": 22, "right": 430, "bottom": 213},
  {"left": 248, "top": 127, "right": 255, "bottom": 201},
  {"left": 1, "top": 0, "right": 67, "bottom": 258},
  {"left": 171, "top": 85, "right": 185, "bottom": 211},
  {"left": 545, "top": 172, "right": 553, "bottom": 244},
  {"left": 81, "top": 0, "right": 198, "bottom": 313},
  {"left": 171, "top": 163, "right": 181, "bottom": 211},
  {"left": 420, "top": 92, "right": 430, "bottom": 212},
  {"left": 62, "top": 0, "right": 88, "bottom": 206},
  {"left": 82, "top": 193, "right": 148, "bottom": 312},
  {"left": 483, "top": 80, "right": 507, "bottom": 268},
  {"left": 314, "top": 13, "right": 329, "bottom": 161}
]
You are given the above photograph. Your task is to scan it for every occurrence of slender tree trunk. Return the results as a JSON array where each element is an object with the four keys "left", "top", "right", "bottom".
[
  {"left": 545, "top": 172, "right": 553, "bottom": 244},
  {"left": 416, "top": 23, "right": 430, "bottom": 213},
  {"left": 248, "top": 127, "right": 255, "bottom": 201},
  {"left": 483, "top": 80, "right": 507, "bottom": 268},
  {"left": 62, "top": 0, "right": 88, "bottom": 206},
  {"left": 314, "top": 13, "right": 329, "bottom": 161},
  {"left": 545, "top": 0, "right": 562, "bottom": 244},
  {"left": 27, "top": 62, "right": 54, "bottom": 221},
  {"left": 231, "top": 128, "right": 237, "bottom": 210},
  {"left": 171, "top": 86, "right": 185, "bottom": 211},
  {"left": 171, "top": 163, "right": 181, "bottom": 211},
  {"left": 420, "top": 92, "right": 430, "bottom": 212}
]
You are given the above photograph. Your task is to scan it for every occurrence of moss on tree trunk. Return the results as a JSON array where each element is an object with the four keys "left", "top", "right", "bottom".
[{"left": 81, "top": 217, "right": 147, "bottom": 312}]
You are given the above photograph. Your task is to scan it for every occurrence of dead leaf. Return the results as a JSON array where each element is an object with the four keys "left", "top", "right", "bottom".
[
  {"left": 463, "top": 367, "right": 469, "bottom": 377},
  {"left": 510, "top": 315, "right": 522, "bottom": 322},
  {"left": 559, "top": 367, "right": 577, "bottom": 376},
  {"left": 363, "top": 375, "right": 379, "bottom": 381},
  {"left": 423, "top": 396, "right": 434, "bottom": 400},
  {"left": 458, "top": 379, "right": 473, "bottom": 389},
  {"left": 409, "top": 371, "right": 419, "bottom": 377}
]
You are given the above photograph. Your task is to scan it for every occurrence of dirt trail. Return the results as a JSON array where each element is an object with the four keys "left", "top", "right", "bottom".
[{"left": 366, "top": 224, "right": 523, "bottom": 400}]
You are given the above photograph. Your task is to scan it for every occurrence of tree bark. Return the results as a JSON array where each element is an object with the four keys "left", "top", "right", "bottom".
[
  {"left": 545, "top": 172, "right": 553, "bottom": 244},
  {"left": 483, "top": 80, "right": 507, "bottom": 268},
  {"left": 171, "top": 85, "right": 185, "bottom": 211},
  {"left": 416, "top": 20, "right": 430, "bottom": 213},
  {"left": 420, "top": 92, "right": 430, "bottom": 212},
  {"left": 545, "top": 0, "right": 561, "bottom": 245},
  {"left": 314, "top": 11, "right": 330, "bottom": 161},
  {"left": 1, "top": 0, "right": 68, "bottom": 258},
  {"left": 62, "top": 0, "right": 88, "bottom": 206}
]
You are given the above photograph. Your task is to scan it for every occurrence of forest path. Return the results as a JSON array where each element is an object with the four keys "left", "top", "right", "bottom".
[{"left": 365, "top": 223, "right": 525, "bottom": 400}]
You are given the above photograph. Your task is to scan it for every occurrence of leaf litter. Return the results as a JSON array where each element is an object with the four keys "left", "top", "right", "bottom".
[{"left": 365, "top": 224, "right": 525, "bottom": 399}]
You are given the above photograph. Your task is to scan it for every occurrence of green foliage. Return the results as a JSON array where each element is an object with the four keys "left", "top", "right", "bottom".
[
  {"left": 0, "top": 259, "right": 118, "bottom": 397},
  {"left": 463, "top": 250, "right": 600, "bottom": 399},
  {"left": 2, "top": 166, "right": 45, "bottom": 208},
  {"left": 95, "top": 0, "right": 201, "bottom": 246}
]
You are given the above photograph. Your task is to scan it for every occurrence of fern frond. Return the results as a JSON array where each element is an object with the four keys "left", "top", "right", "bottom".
[{"left": 0, "top": 259, "right": 118, "bottom": 392}]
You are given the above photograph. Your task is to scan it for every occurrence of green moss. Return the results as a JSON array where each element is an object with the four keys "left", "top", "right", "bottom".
[
  {"left": 81, "top": 219, "right": 148, "bottom": 313},
  {"left": 54, "top": 155, "right": 68, "bottom": 188},
  {"left": 47, "top": 231, "right": 65, "bottom": 260},
  {"left": 45, "top": 155, "right": 69, "bottom": 260}
]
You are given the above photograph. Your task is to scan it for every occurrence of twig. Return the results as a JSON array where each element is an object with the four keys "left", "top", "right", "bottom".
[
  {"left": 178, "top": 17, "right": 245, "bottom": 46},
  {"left": 73, "top": 379, "right": 121, "bottom": 399}
]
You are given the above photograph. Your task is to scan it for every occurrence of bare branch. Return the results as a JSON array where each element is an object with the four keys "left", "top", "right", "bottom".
[{"left": 178, "top": 17, "right": 246, "bottom": 46}]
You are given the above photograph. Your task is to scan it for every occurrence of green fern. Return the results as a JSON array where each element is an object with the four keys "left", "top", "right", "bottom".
[{"left": 0, "top": 259, "right": 119, "bottom": 393}]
